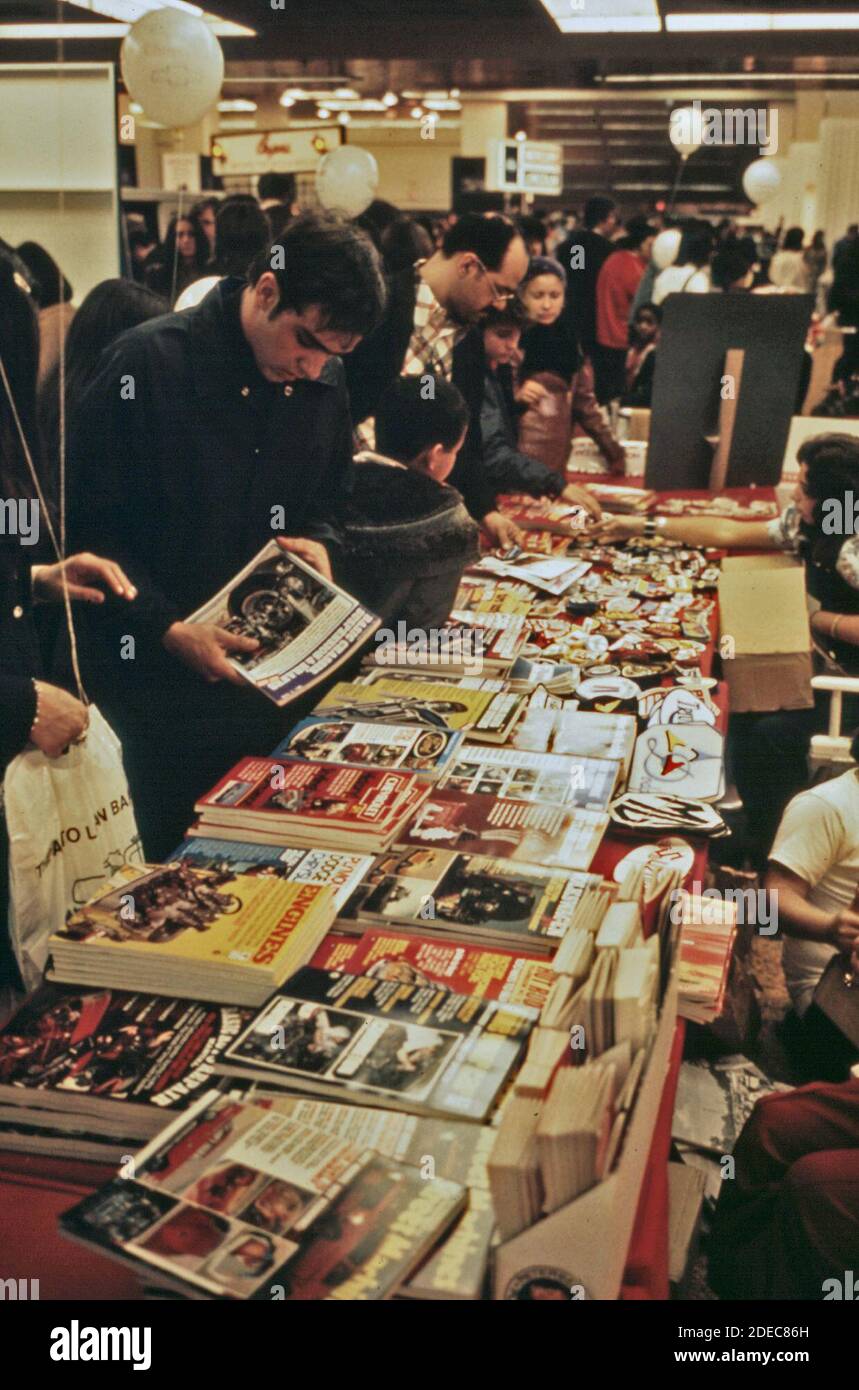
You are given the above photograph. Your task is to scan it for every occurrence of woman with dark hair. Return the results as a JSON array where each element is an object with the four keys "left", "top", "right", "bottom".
[
  {"left": 652, "top": 221, "right": 712, "bottom": 303},
  {"left": 190, "top": 197, "right": 219, "bottom": 255},
  {"left": 15, "top": 242, "right": 75, "bottom": 386},
  {"left": 515, "top": 256, "right": 625, "bottom": 474},
  {"left": 598, "top": 432, "right": 859, "bottom": 864},
  {"left": 144, "top": 213, "right": 209, "bottom": 305},
  {"left": 829, "top": 239, "right": 859, "bottom": 384},
  {"left": 0, "top": 258, "right": 136, "bottom": 1000},
  {"left": 38, "top": 278, "right": 168, "bottom": 509}
]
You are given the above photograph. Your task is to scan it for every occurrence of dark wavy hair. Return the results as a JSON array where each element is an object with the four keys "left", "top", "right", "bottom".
[
  {"left": 38, "top": 278, "right": 167, "bottom": 504},
  {"left": 248, "top": 212, "right": 386, "bottom": 338},
  {"left": 795, "top": 432, "right": 859, "bottom": 568}
]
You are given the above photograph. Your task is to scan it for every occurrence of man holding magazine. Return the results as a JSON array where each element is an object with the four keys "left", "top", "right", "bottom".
[{"left": 68, "top": 213, "right": 387, "bottom": 859}]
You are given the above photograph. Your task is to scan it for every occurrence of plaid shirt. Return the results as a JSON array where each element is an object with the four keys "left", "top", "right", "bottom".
[{"left": 356, "top": 266, "right": 466, "bottom": 449}]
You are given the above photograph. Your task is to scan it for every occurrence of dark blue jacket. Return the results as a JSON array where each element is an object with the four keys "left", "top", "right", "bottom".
[{"left": 68, "top": 278, "right": 354, "bottom": 684}]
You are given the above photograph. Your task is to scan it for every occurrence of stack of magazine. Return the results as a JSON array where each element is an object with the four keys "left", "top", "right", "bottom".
[
  {"left": 48, "top": 863, "right": 339, "bottom": 1007},
  {"left": 60, "top": 1090, "right": 466, "bottom": 1300},
  {"left": 192, "top": 757, "right": 430, "bottom": 853}
]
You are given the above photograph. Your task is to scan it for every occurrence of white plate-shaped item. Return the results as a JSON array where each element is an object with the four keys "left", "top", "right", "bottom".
[
  {"left": 609, "top": 792, "right": 728, "bottom": 837},
  {"left": 628, "top": 722, "right": 724, "bottom": 802},
  {"left": 612, "top": 837, "right": 696, "bottom": 900},
  {"left": 638, "top": 686, "right": 718, "bottom": 728}
]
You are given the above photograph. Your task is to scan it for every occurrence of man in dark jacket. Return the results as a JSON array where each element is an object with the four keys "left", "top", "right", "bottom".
[
  {"left": 68, "top": 214, "right": 386, "bottom": 859},
  {"left": 556, "top": 196, "right": 618, "bottom": 356},
  {"left": 343, "top": 213, "right": 529, "bottom": 551}
]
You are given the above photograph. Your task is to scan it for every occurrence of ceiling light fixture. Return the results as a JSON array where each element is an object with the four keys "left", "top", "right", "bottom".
[
  {"left": 538, "top": 0, "right": 661, "bottom": 34},
  {"left": 63, "top": 0, "right": 255, "bottom": 36},
  {"left": 666, "top": 11, "right": 859, "bottom": 33}
]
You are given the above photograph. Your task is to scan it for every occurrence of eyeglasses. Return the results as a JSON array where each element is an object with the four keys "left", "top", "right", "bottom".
[{"left": 473, "top": 255, "right": 518, "bottom": 303}]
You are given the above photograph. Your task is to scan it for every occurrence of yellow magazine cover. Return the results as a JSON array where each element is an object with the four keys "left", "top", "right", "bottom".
[
  {"left": 316, "top": 679, "right": 523, "bottom": 742},
  {"left": 53, "top": 862, "right": 336, "bottom": 976}
]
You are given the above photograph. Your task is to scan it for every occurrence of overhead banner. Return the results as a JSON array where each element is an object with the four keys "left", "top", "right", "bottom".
[{"left": 211, "top": 126, "right": 342, "bottom": 177}]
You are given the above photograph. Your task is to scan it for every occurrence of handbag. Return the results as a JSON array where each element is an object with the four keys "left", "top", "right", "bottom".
[
  {"left": 0, "top": 349, "right": 142, "bottom": 992},
  {"left": 4, "top": 708, "right": 143, "bottom": 991},
  {"left": 812, "top": 953, "right": 859, "bottom": 1051}
]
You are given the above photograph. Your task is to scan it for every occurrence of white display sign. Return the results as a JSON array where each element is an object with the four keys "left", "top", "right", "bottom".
[
  {"left": 211, "top": 126, "right": 341, "bottom": 177},
  {"left": 161, "top": 152, "right": 201, "bottom": 193},
  {"left": 487, "top": 139, "right": 563, "bottom": 196}
]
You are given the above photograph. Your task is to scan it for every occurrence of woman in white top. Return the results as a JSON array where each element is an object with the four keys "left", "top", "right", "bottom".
[
  {"left": 769, "top": 226, "right": 811, "bottom": 291},
  {"left": 652, "top": 223, "right": 713, "bottom": 305}
]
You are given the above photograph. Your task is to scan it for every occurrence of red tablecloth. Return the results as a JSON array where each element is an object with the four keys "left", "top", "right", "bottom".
[{"left": 0, "top": 488, "right": 748, "bottom": 1301}]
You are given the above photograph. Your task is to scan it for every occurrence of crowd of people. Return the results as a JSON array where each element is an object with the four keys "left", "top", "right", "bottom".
[{"left": 3, "top": 181, "right": 859, "bottom": 1301}]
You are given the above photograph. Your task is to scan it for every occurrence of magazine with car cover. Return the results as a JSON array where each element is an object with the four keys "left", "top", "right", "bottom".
[
  {"left": 310, "top": 927, "right": 556, "bottom": 1008},
  {"left": 168, "top": 838, "right": 373, "bottom": 913},
  {"left": 0, "top": 983, "right": 253, "bottom": 1138},
  {"left": 59, "top": 1090, "right": 465, "bottom": 1300},
  {"left": 216, "top": 966, "right": 536, "bottom": 1122},
  {"left": 397, "top": 788, "right": 608, "bottom": 873},
  {"left": 185, "top": 541, "right": 380, "bottom": 707},
  {"left": 48, "top": 864, "right": 339, "bottom": 1007},
  {"left": 193, "top": 756, "right": 430, "bottom": 852},
  {"left": 313, "top": 677, "right": 525, "bottom": 745},
  {"left": 439, "top": 743, "right": 622, "bottom": 813},
  {"left": 334, "top": 848, "right": 601, "bottom": 953},
  {"left": 270, "top": 716, "right": 462, "bottom": 780}
]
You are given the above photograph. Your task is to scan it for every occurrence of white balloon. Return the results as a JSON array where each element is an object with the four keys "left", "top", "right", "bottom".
[
  {"left": 652, "top": 228, "right": 682, "bottom": 270},
  {"left": 121, "top": 10, "right": 224, "bottom": 130},
  {"left": 742, "top": 157, "right": 783, "bottom": 206},
  {"left": 669, "top": 105, "right": 703, "bottom": 160},
  {"left": 316, "top": 146, "right": 379, "bottom": 218}
]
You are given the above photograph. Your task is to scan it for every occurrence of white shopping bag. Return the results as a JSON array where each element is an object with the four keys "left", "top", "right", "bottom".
[{"left": 3, "top": 706, "right": 143, "bottom": 991}]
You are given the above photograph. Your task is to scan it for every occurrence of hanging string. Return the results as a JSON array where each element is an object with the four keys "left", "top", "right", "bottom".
[
  {"left": 170, "top": 153, "right": 187, "bottom": 307},
  {"left": 0, "top": 351, "right": 86, "bottom": 708},
  {"left": 0, "top": 1, "right": 88, "bottom": 713}
]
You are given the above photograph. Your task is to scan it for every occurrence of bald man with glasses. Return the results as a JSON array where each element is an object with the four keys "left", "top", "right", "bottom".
[{"left": 345, "top": 213, "right": 530, "bottom": 551}]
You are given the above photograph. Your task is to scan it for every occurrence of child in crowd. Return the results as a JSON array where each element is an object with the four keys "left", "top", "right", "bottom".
[
  {"left": 337, "top": 374, "right": 480, "bottom": 630},
  {"left": 514, "top": 257, "right": 626, "bottom": 475},
  {"left": 622, "top": 302, "right": 661, "bottom": 408},
  {"left": 480, "top": 300, "right": 602, "bottom": 516}
]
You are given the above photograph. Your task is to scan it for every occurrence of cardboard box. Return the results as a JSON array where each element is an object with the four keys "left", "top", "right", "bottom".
[{"left": 718, "top": 555, "right": 813, "bottom": 712}]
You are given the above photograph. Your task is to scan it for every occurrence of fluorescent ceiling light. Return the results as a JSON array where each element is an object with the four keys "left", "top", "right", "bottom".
[
  {"left": 0, "top": 22, "right": 128, "bottom": 36},
  {"left": 62, "top": 0, "right": 254, "bottom": 36},
  {"left": 667, "top": 11, "right": 859, "bottom": 33},
  {"left": 603, "top": 72, "right": 859, "bottom": 83},
  {"left": 539, "top": 0, "right": 661, "bottom": 33},
  {"left": 218, "top": 98, "right": 257, "bottom": 113}
]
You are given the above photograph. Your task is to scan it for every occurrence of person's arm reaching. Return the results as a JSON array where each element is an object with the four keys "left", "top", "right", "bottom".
[{"left": 593, "top": 511, "right": 778, "bottom": 549}]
